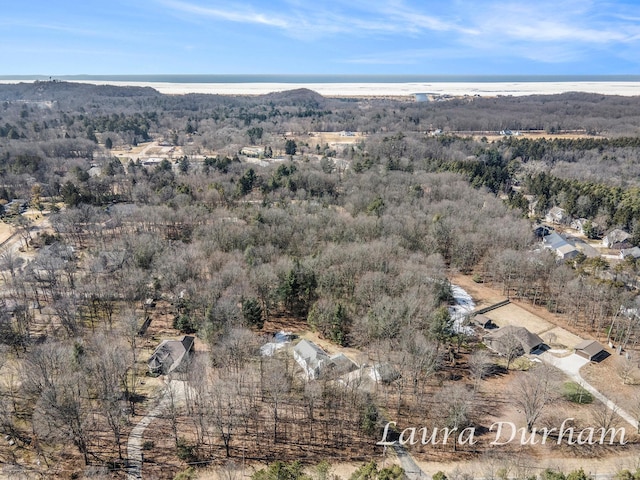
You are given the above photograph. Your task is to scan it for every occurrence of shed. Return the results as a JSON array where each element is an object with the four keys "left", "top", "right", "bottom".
[
  {"left": 474, "top": 314, "right": 495, "bottom": 329},
  {"left": 574, "top": 340, "right": 608, "bottom": 362}
]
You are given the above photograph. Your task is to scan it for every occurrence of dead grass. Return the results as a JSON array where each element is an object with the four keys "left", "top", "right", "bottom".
[{"left": 0, "top": 221, "right": 14, "bottom": 244}]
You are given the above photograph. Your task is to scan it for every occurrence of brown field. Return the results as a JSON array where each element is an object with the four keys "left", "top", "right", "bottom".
[
  {"left": 474, "top": 131, "right": 605, "bottom": 142},
  {"left": 0, "top": 221, "right": 13, "bottom": 244},
  {"left": 302, "top": 131, "right": 366, "bottom": 148}
]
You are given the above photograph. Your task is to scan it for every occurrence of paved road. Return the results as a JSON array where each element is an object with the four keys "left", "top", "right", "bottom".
[
  {"left": 391, "top": 443, "right": 427, "bottom": 480},
  {"left": 541, "top": 351, "right": 638, "bottom": 431},
  {"left": 126, "top": 380, "right": 190, "bottom": 480}
]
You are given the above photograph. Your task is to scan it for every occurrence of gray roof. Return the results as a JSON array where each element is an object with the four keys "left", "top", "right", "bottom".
[
  {"left": 294, "top": 340, "right": 358, "bottom": 379},
  {"left": 294, "top": 339, "right": 329, "bottom": 363},
  {"left": 543, "top": 232, "right": 569, "bottom": 250},
  {"left": 327, "top": 353, "right": 358, "bottom": 375},
  {"left": 604, "top": 229, "right": 631, "bottom": 246},
  {"left": 294, "top": 339, "right": 330, "bottom": 378},
  {"left": 621, "top": 247, "right": 640, "bottom": 259},
  {"left": 575, "top": 340, "right": 606, "bottom": 359},
  {"left": 486, "top": 325, "right": 545, "bottom": 354},
  {"left": 543, "top": 233, "right": 578, "bottom": 258},
  {"left": 474, "top": 314, "right": 493, "bottom": 327},
  {"left": 148, "top": 336, "right": 194, "bottom": 374}
]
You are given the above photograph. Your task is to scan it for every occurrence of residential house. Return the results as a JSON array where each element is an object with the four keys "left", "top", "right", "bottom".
[
  {"left": 620, "top": 247, "right": 640, "bottom": 260},
  {"left": 148, "top": 336, "right": 195, "bottom": 374},
  {"left": 545, "top": 206, "right": 570, "bottom": 225},
  {"left": 293, "top": 340, "right": 329, "bottom": 379},
  {"left": 603, "top": 229, "right": 632, "bottom": 249},
  {"left": 2, "top": 199, "right": 28, "bottom": 216},
  {"left": 574, "top": 340, "right": 608, "bottom": 362},
  {"left": 570, "top": 218, "right": 599, "bottom": 236},
  {"left": 525, "top": 195, "right": 539, "bottom": 217},
  {"left": 542, "top": 232, "right": 579, "bottom": 260},
  {"left": 484, "top": 325, "right": 546, "bottom": 356},
  {"left": 293, "top": 339, "right": 358, "bottom": 380}
]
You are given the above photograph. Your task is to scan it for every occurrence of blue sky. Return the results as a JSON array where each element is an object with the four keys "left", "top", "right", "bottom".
[{"left": 2, "top": 0, "right": 640, "bottom": 75}]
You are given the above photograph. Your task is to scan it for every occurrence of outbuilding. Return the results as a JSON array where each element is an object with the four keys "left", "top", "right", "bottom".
[{"left": 574, "top": 340, "right": 609, "bottom": 362}]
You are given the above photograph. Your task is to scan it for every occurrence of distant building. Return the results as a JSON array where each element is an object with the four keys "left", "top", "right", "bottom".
[
  {"left": 621, "top": 246, "right": 640, "bottom": 260},
  {"left": 542, "top": 232, "right": 579, "bottom": 260},
  {"left": 603, "top": 229, "right": 632, "bottom": 249},
  {"left": 545, "top": 206, "right": 570, "bottom": 225}
]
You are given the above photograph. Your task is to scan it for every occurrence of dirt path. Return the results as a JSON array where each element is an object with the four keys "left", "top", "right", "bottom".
[{"left": 127, "top": 380, "right": 190, "bottom": 480}]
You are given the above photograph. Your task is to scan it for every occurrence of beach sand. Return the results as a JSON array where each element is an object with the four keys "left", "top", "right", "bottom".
[{"left": 2, "top": 79, "right": 639, "bottom": 98}]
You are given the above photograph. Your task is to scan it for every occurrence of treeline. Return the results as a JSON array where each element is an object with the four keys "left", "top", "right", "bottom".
[{"left": 2, "top": 83, "right": 640, "bottom": 473}]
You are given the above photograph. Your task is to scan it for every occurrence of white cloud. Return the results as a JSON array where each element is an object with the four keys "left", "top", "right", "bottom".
[
  {"left": 157, "top": 0, "right": 473, "bottom": 38},
  {"left": 158, "top": 0, "right": 290, "bottom": 28}
]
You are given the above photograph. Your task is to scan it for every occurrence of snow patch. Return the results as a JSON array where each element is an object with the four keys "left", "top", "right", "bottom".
[{"left": 449, "top": 284, "right": 475, "bottom": 335}]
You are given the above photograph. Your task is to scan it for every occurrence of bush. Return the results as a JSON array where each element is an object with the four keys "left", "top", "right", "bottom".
[
  {"left": 174, "top": 467, "right": 197, "bottom": 480},
  {"left": 176, "top": 437, "right": 198, "bottom": 462},
  {"left": 433, "top": 472, "right": 448, "bottom": 480},
  {"left": 252, "top": 460, "right": 310, "bottom": 480},
  {"left": 541, "top": 469, "right": 566, "bottom": 480},
  {"left": 173, "top": 314, "right": 197, "bottom": 334},
  {"left": 563, "top": 382, "right": 593, "bottom": 404}
]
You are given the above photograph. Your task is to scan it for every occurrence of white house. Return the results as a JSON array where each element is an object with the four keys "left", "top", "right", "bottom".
[
  {"left": 545, "top": 206, "right": 569, "bottom": 225},
  {"left": 543, "top": 232, "right": 579, "bottom": 260},
  {"left": 293, "top": 340, "right": 330, "bottom": 379},
  {"left": 293, "top": 339, "right": 358, "bottom": 380}
]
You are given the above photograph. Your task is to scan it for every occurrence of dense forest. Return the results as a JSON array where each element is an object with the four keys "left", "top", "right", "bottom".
[{"left": 1, "top": 82, "right": 640, "bottom": 478}]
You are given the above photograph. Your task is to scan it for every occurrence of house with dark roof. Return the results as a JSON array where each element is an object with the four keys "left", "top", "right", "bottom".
[
  {"left": 484, "top": 325, "right": 546, "bottom": 356},
  {"left": 148, "top": 336, "right": 195, "bottom": 374},
  {"left": 574, "top": 340, "right": 609, "bottom": 362}
]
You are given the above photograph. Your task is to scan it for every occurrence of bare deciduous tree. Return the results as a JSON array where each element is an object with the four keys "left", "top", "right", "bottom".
[
  {"left": 512, "top": 364, "right": 558, "bottom": 432},
  {"left": 469, "top": 349, "right": 493, "bottom": 390}
]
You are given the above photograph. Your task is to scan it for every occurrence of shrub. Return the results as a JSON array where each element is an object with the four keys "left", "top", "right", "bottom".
[{"left": 563, "top": 382, "right": 593, "bottom": 404}]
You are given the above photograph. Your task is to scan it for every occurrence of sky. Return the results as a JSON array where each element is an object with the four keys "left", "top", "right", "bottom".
[{"left": 2, "top": 0, "right": 640, "bottom": 75}]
